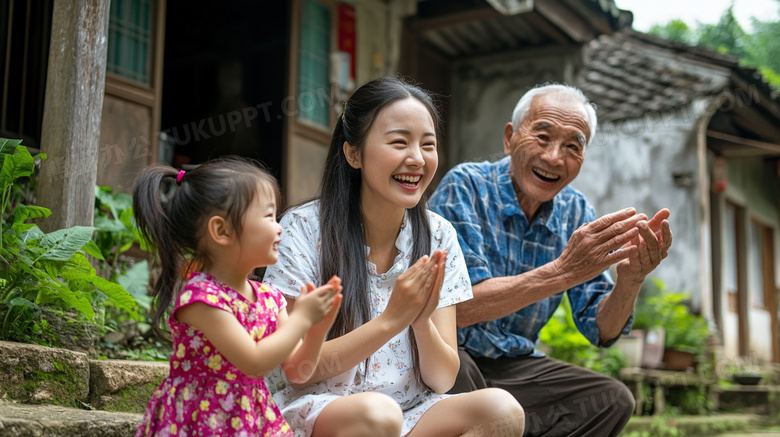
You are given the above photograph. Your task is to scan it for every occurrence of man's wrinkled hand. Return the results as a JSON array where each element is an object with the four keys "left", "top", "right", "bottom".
[
  {"left": 554, "top": 208, "right": 645, "bottom": 285},
  {"left": 616, "top": 209, "right": 673, "bottom": 284}
]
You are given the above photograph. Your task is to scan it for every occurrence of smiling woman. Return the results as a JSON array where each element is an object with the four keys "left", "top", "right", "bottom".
[{"left": 262, "top": 77, "right": 525, "bottom": 437}]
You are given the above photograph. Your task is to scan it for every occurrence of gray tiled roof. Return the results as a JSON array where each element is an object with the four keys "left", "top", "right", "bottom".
[{"left": 578, "top": 31, "right": 729, "bottom": 122}]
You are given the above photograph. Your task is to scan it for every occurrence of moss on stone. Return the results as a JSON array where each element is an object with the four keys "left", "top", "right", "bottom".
[
  {"left": 12, "top": 358, "right": 86, "bottom": 407},
  {"left": 97, "top": 374, "right": 164, "bottom": 413}
]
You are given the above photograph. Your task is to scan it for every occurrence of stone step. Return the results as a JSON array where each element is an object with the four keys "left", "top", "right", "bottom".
[
  {"left": 0, "top": 341, "right": 168, "bottom": 413},
  {"left": 623, "top": 413, "right": 766, "bottom": 436},
  {"left": 0, "top": 400, "right": 142, "bottom": 437},
  {"left": 714, "top": 433, "right": 780, "bottom": 437}
]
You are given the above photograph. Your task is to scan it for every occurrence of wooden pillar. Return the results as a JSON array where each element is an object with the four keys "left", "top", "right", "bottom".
[{"left": 37, "top": 0, "right": 110, "bottom": 232}]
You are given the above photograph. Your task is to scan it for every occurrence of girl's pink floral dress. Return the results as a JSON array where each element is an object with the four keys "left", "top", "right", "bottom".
[{"left": 136, "top": 272, "right": 294, "bottom": 437}]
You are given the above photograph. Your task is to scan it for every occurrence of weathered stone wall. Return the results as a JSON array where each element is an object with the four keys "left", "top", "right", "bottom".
[{"left": 572, "top": 101, "right": 703, "bottom": 303}]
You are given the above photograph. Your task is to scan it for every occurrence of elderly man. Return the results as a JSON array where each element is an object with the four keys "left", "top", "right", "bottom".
[{"left": 429, "top": 84, "right": 672, "bottom": 437}]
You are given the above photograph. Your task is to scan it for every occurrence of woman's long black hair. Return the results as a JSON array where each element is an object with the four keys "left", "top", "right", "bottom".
[
  {"left": 132, "top": 156, "right": 280, "bottom": 338},
  {"left": 318, "top": 77, "right": 442, "bottom": 388}
]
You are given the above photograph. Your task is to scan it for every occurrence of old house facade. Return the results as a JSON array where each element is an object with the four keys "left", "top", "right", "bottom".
[
  {"left": 573, "top": 31, "right": 780, "bottom": 364},
  {"left": 2, "top": 0, "right": 629, "bottom": 209}
]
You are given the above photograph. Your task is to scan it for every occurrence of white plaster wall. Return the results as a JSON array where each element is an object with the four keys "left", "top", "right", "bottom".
[
  {"left": 572, "top": 102, "right": 702, "bottom": 303},
  {"left": 748, "top": 309, "right": 773, "bottom": 362},
  {"left": 448, "top": 48, "right": 579, "bottom": 168},
  {"left": 723, "top": 311, "right": 739, "bottom": 359},
  {"left": 717, "top": 158, "right": 780, "bottom": 362}
]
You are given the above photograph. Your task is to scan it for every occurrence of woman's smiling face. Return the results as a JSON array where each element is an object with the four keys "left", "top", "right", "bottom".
[{"left": 347, "top": 97, "right": 438, "bottom": 212}]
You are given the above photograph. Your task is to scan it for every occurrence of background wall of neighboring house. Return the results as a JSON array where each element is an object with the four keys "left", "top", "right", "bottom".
[
  {"left": 572, "top": 101, "right": 703, "bottom": 305},
  {"left": 719, "top": 158, "right": 780, "bottom": 362},
  {"left": 283, "top": 0, "right": 406, "bottom": 205},
  {"left": 447, "top": 48, "right": 579, "bottom": 168}
]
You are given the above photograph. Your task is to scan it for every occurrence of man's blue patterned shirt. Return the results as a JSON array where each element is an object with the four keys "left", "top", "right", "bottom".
[{"left": 429, "top": 156, "right": 632, "bottom": 358}]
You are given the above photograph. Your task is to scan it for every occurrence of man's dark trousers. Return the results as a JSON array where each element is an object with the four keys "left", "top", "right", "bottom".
[{"left": 450, "top": 348, "right": 635, "bottom": 437}]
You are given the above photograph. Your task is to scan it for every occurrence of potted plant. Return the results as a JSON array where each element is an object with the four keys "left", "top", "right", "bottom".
[
  {"left": 634, "top": 279, "right": 709, "bottom": 371},
  {"left": 631, "top": 280, "right": 665, "bottom": 368}
]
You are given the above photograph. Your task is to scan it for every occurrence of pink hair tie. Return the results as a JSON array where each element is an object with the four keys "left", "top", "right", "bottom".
[{"left": 176, "top": 170, "right": 186, "bottom": 184}]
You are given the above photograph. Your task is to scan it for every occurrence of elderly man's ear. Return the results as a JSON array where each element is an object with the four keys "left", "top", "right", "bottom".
[
  {"left": 343, "top": 141, "right": 361, "bottom": 169},
  {"left": 503, "top": 122, "right": 515, "bottom": 156}
]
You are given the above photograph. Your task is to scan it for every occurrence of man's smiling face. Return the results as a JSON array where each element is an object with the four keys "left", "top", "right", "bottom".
[{"left": 503, "top": 93, "right": 590, "bottom": 219}]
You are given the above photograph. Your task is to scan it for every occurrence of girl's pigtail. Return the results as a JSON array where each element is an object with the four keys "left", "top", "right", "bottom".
[{"left": 133, "top": 166, "right": 186, "bottom": 339}]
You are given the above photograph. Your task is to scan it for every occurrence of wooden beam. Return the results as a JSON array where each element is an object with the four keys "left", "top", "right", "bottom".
[
  {"left": 730, "top": 74, "right": 780, "bottom": 123},
  {"left": 522, "top": 10, "right": 570, "bottom": 45},
  {"left": 559, "top": 0, "right": 615, "bottom": 35},
  {"left": 534, "top": 0, "right": 595, "bottom": 43},
  {"left": 150, "top": 0, "right": 167, "bottom": 167},
  {"left": 37, "top": 0, "right": 110, "bottom": 231},
  {"left": 411, "top": 6, "right": 501, "bottom": 33},
  {"left": 497, "top": 15, "right": 543, "bottom": 45},
  {"left": 707, "top": 130, "right": 780, "bottom": 155}
]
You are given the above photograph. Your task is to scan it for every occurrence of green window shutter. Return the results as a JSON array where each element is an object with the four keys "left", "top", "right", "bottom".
[
  {"left": 107, "top": 0, "right": 152, "bottom": 85},
  {"left": 297, "top": 0, "right": 331, "bottom": 128}
]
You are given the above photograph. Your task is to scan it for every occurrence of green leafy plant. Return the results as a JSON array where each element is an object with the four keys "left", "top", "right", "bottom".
[
  {"left": 92, "top": 185, "right": 170, "bottom": 361},
  {"left": 0, "top": 138, "right": 135, "bottom": 345},
  {"left": 93, "top": 185, "right": 151, "bottom": 313},
  {"left": 634, "top": 279, "right": 709, "bottom": 362},
  {"left": 538, "top": 295, "right": 626, "bottom": 379}
]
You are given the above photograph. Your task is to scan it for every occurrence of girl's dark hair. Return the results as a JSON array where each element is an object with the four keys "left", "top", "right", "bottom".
[
  {"left": 133, "top": 156, "right": 280, "bottom": 338},
  {"left": 319, "top": 77, "right": 441, "bottom": 388}
]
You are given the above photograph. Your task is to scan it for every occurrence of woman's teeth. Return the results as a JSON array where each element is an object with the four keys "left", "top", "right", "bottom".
[{"left": 394, "top": 175, "right": 420, "bottom": 185}]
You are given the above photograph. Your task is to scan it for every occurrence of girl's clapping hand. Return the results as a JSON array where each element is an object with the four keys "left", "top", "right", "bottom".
[{"left": 294, "top": 276, "right": 342, "bottom": 325}]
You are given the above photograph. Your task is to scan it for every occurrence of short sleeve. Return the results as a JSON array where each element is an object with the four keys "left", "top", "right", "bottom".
[
  {"left": 429, "top": 166, "right": 493, "bottom": 286},
  {"left": 263, "top": 204, "right": 321, "bottom": 298},
  {"left": 254, "top": 281, "right": 288, "bottom": 312},
  {"left": 175, "top": 274, "right": 233, "bottom": 314},
  {"left": 429, "top": 211, "right": 473, "bottom": 308}
]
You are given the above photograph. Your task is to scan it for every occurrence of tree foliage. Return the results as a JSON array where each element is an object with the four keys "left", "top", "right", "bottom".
[{"left": 647, "top": 3, "right": 780, "bottom": 89}]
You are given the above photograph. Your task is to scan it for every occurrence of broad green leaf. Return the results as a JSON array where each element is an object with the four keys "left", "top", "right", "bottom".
[
  {"left": 39, "top": 276, "right": 95, "bottom": 320},
  {"left": 18, "top": 225, "right": 44, "bottom": 240},
  {"left": 12, "top": 205, "right": 52, "bottom": 226},
  {"left": 60, "top": 263, "right": 135, "bottom": 313},
  {"left": 82, "top": 240, "right": 105, "bottom": 260},
  {"left": 7, "top": 297, "right": 38, "bottom": 310},
  {"left": 117, "top": 260, "right": 151, "bottom": 310},
  {"left": 93, "top": 215, "right": 127, "bottom": 233},
  {"left": 118, "top": 208, "right": 135, "bottom": 229},
  {"left": 38, "top": 226, "right": 95, "bottom": 261},
  {"left": 94, "top": 186, "right": 133, "bottom": 219},
  {"left": 0, "top": 138, "right": 22, "bottom": 155},
  {"left": 0, "top": 146, "right": 34, "bottom": 189},
  {"left": 0, "top": 138, "right": 22, "bottom": 168},
  {"left": 90, "top": 275, "right": 135, "bottom": 312}
]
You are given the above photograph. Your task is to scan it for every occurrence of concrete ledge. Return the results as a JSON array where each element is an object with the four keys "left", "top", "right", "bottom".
[
  {"left": 88, "top": 359, "right": 168, "bottom": 413},
  {"left": 0, "top": 341, "right": 89, "bottom": 406},
  {"left": 0, "top": 400, "right": 142, "bottom": 437}
]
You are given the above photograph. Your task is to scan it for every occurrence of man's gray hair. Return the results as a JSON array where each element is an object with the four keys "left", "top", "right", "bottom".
[{"left": 510, "top": 83, "right": 598, "bottom": 146}]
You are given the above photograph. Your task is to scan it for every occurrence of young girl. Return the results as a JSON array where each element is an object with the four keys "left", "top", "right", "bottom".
[
  {"left": 132, "top": 157, "right": 342, "bottom": 437},
  {"left": 264, "top": 77, "right": 525, "bottom": 436}
]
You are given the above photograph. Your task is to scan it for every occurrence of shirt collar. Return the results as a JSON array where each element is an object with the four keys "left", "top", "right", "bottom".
[
  {"left": 363, "top": 209, "right": 413, "bottom": 258},
  {"left": 496, "top": 156, "right": 562, "bottom": 234}
]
